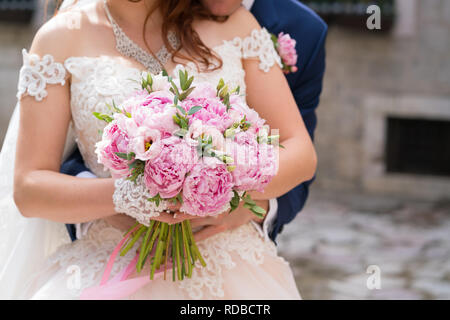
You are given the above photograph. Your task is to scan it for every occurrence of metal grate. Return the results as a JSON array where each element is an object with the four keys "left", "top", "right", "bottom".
[
  {"left": 0, "top": 0, "right": 35, "bottom": 10},
  {"left": 385, "top": 117, "right": 450, "bottom": 177},
  {"left": 302, "top": 0, "right": 395, "bottom": 31},
  {"left": 0, "top": 0, "right": 36, "bottom": 23}
]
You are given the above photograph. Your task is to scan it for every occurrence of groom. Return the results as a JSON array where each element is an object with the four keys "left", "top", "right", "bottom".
[{"left": 62, "top": 0, "right": 327, "bottom": 244}]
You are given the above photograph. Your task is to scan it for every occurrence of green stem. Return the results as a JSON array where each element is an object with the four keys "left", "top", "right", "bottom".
[
  {"left": 141, "top": 221, "right": 161, "bottom": 267},
  {"left": 178, "top": 224, "right": 185, "bottom": 280},
  {"left": 150, "top": 226, "right": 165, "bottom": 280},
  {"left": 120, "top": 225, "right": 145, "bottom": 257},
  {"left": 181, "top": 221, "right": 193, "bottom": 278},
  {"left": 175, "top": 223, "right": 182, "bottom": 281},
  {"left": 164, "top": 224, "right": 172, "bottom": 280},
  {"left": 137, "top": 221, "right": 155, "bottom": 272},
  {"left": 172, "top": 224, "right": 176, "bottom": 282}
]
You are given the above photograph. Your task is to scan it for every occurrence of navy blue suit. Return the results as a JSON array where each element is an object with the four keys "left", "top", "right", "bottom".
[
  {"left": 251, "top": 0, "right": 327, "bottom": 241},
  {"left": 61, "top": 0, "right": 327, "bottom": 243}
]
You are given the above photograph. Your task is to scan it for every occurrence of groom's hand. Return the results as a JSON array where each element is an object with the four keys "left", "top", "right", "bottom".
[{"left": 190, "top": 199, "right": 268, "bottom": 242}]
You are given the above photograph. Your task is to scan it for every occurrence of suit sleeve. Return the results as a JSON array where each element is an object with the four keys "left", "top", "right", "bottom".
[{"left": 272, "top": 25, "right": 327, "bottom": 240}]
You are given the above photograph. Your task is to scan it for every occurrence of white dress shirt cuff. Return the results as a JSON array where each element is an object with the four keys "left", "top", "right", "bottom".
[
  {"left": 75, "top": 171, "right": 96, "bottom": 239},
  {"left": 250, "top": 198, "right": 278, "bottom": 242}
]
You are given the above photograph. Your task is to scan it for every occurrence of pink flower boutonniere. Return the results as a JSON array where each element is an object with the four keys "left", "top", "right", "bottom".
[{"left": 271, "top": 32, "right": 298, "bottom": 74}]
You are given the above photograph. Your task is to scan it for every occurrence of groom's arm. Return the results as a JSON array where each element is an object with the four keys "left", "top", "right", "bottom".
[
  {"left": 60, "top": 148, "right": 92, "bottom": 241},
  {"left": 270, "top": 13, "right": 328, "bottom": 242}
]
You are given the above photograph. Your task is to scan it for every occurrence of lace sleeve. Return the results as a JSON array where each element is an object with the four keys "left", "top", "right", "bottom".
[
  {"left": 236, "top": 28, "right": 282, "bottom": 73},
  {"left": 113, "top": 176, "right": 168, "bottom": 226},
  {"left": 17, "top": 49, "right": 67, "bottom": 102}
]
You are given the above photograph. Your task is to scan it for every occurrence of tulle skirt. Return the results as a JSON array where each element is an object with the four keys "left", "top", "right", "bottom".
[{"left": 21, "top": 219, "right": 301, "bottom": 300}]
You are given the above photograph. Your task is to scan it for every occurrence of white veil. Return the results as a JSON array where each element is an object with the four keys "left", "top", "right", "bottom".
[
  {"left": 0, "top": 0, "right": 95, "bottom": 299},
  {"left": 0, "top": 102, "right": 77, "bottom": 299}
]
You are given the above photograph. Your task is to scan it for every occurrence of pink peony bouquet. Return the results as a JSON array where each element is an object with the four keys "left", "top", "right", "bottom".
[
  {"left": 94, "top": 70, "right": 280, "bottom": 281},
  {"left": 271, "top": 32, "right": 298, "bottom": 74}
]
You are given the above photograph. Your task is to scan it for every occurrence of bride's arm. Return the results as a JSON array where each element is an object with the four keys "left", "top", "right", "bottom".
[
  {"left": 13, "top": 18, "right": 191, "bottom": 226},
  {"left": 13, "top": 21, "right": 119, "bottom": 223},
  {"left": 239, "top": 10, "right": 317, "bottom": 200}
]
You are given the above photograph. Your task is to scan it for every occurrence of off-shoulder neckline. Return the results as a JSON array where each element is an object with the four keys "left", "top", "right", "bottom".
[{"left": 22, "top": 27, "right": 274, "bottom": 78}]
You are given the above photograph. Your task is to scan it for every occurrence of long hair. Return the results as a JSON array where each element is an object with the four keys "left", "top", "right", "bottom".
[{"left": 49, "top": 0, "right": 225, "bottom": 71}]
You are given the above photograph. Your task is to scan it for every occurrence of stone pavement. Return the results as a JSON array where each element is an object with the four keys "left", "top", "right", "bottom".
[{"left": 276, "top": 189, "right": 450, "bottom": 299}]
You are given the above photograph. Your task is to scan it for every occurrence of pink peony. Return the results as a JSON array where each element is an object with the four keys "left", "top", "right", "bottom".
[
  {"left": 188, "top": 82, "right": 217, "bottom": 100},
  {"left": 127, "top": 91, "right": 177, "bottom": 137},
  {"left": 181, "top": 157, "right": 234, "bottom": 216},
  {"left": 277, "top": 32, "right": 298, "bottom": 72},
  {"left": 181, "top": 94, "right": 233, "bottom": 133},
  {"left": 95, "top": 121, "right": 131, "bottom": 179},
  {"left": 129, "top": 126, "right": 163, "bottom": 161},
  {"left": 228, "top": 95, "right": 266, "bottom": 134},
  {"left": 184, "top": 119, "right": 225, "bottom": 150},
  {"left": 143, "top": 137, "right": 197, "bottom": 198},
  {"left": 230, "top": 141, "right": 278, "bottom": 192}
]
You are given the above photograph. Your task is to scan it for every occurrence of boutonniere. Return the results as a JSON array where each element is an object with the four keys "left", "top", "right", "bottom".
[{"left": 271, "top": 32, "right": 298, "bottom": 74}]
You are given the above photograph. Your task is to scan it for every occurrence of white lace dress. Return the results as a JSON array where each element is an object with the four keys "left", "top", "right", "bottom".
[{"left": 16, "top": 28, "right": 301, "bottom": 300}]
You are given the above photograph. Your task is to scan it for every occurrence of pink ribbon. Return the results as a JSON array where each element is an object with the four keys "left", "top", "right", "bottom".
[{"left": 80, "top": 226, "right": 172, "bottom": 300}]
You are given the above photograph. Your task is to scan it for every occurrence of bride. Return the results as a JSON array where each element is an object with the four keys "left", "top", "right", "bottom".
[{"left": 0, "top": 0, "right": 316, "bottom": 299}]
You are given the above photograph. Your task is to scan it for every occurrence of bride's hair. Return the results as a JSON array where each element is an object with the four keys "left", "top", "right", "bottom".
[{"left": 49, "top": 0, "right": 225, "bottom": 71}]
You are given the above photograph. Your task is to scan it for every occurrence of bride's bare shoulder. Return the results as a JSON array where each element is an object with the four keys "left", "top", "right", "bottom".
[
  {"left": 221, "top": 6, "right": 262, "bottom": 40},
  {"left": 28, "top": 1, "right": 106, "bottom": 60},
  {"left": 197, "top": 6, "right": 262, "bottom": 47}
]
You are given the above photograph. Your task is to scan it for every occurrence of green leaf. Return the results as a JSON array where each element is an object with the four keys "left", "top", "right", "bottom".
[
  {"left": 187, "top": 105, "right": 202, "bottom": 115},
  {"left": 176, "top": 105, "right": 187, "bottom": 115},
  {"left": 229, "top": 190, "right": 240, "bottom": 213},
  {"left": 173, "top": 128, "right": 188, "bottom": 138},
  {"left": 162, "top": 69, "right": 168, "bottom": 77},
  {"left": 179, "top": 69, "right": 187, "bottom": 90},
  {"left": 173, "top": 114, "right": 181, "bottom": 126},
  {"left": 216, "top": 78, "right": 225, "bottom": 95},
  {"left": 243, "top": 203, "right": 253, "bottom": 210},
  {"left": 147, "top": 73, "right": 153, "bottom": 86},
  {"left": 179, "top": 116, "right": 189, "bottom": 130},
  {"left": 170, "top": 80, "right": 181, "bottom": 96},
  {"left": 250, "top": 208, "right": 265, "bottom": 219},
  {"left": 244, "top": 195, "right": 256, "bottom": 206},
  {"left": 178, "top": 86, "right": 195, "bottom": 101},
  {"left": 115, "top": 152, "right": 128, "bottom": 160},
  {"left": 185, "top": 76, "right": 194, "bottom": 90},
  {"left": 92, "top": 112, "right": 113, "bottom": 123},
  {"left": 148, "top": 194, "right": 162, "bottom": 207},
  {"left": 251, "top": 205, "right": 266, "bottom": 215}
]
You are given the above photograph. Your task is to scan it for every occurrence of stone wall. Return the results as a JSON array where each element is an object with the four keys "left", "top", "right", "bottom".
[
  {"left": 0, "top": 22, "right": 34, "bottom": 147},
  {"left": 314, "top": 0, "right": 450, "bottom": 199}
]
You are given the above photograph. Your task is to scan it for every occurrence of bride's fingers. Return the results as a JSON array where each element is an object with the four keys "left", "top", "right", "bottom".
[
  {"left": 158, "top": 211, "right": 200, "bottom": 225},
  {"left": 189, "top": 216, "right": 217, "bottom": 228},
  {"left": 166, "top": 202, "right": 181, "bottom": 212},
  {"left": 193, "top": 225, "right": 225, "bottom": 242}
]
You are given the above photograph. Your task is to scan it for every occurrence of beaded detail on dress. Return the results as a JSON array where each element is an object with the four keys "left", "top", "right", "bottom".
[{"left": 103, "top": 0, "right": 180, "bottom": 74}]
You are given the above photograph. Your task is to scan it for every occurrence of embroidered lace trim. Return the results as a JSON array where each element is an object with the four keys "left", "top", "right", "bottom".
[
  {"left": 17, "top": 49, "right": 66, "bottom": 101},
  {"left": 113, "top": 176, "right": 166, "bottom": 226},
  {"left": 232, "top": 28, "right": 282, "bottom": 72}
]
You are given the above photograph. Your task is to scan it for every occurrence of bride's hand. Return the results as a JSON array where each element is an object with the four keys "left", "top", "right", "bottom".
[{"left": 188, "top": 199, "right": 268, "bottom": 242}]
